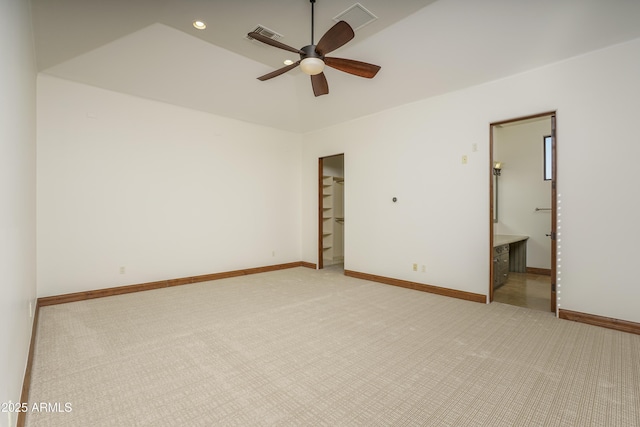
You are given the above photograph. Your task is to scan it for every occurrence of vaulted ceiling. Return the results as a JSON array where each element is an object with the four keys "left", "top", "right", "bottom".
[{"left": 30, "top": 0, "right": 640, "bottom": 133}]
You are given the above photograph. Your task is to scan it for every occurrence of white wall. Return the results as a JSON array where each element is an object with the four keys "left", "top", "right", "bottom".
[
  {"left": 302, "top": 38, "right": 640, "bottom": 323},
  {"left": 0, "top": 0, "right": 37, "bottom": 424},
  {"left": 494, "top": 118, "right": 552, "bottom": 269},
  {"left": 37, "top": 75, "right": 301, "bottom": 297}
]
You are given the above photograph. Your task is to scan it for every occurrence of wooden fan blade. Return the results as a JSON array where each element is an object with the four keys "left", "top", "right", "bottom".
[
  {"left": 248, "top": 32, "right": 304, "bottom": 54},
  {"left": 316, "top": 21, "right": 354, "bottom": 56},
  {"left": 257, "top": 61, "right": 301, "bottom": 81},
  {"left": 324, "top": 57, "right": 381, "bottom": 78},
  {"left": 311, "top": 73, "right": 329, "bottom": 97}
]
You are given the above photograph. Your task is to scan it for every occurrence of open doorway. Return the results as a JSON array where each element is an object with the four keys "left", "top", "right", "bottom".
[
  {"left": 490, "top": 112, "right": 557, "bottom": 313},
  {"left": 318, "top": 154, "right": 345, "bottom": 270}
]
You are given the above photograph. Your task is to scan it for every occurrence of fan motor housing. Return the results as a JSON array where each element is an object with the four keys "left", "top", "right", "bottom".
[{"left": 301, "top": 45, "right": 323, "bottom": 60}]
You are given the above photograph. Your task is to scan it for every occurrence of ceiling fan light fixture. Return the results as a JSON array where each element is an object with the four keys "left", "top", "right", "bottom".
[
  {"left": 300, "top": 57, "right": 325, "bottom": 75},
  {"left": 249, "top": 1, "right": 380, "bottom": 97}
]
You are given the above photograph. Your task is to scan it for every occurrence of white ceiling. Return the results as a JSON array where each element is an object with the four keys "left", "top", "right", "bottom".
[{"left": 30, "top": 0, "right": 640, "bottom": 133}]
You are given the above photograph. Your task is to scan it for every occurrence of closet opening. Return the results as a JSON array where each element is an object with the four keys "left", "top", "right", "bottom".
[{"left": 318, "top": 154, "right": 344, "bottom": 270}]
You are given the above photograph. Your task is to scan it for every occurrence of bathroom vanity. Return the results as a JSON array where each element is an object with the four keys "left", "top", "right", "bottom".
[{"left": 493, "top": 234, "right": 529, "bottom": 288}]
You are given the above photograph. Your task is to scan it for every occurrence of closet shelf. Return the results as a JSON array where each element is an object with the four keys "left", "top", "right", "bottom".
[{"left": 322, "top": 175, "right": 344, "bottom": 264}]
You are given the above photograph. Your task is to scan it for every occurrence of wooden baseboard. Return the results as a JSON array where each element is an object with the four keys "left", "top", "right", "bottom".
[
  {"left": 38, "top": 261, "right": 307, "bottom": 307},
  {"left": 527, "top": 267, "right": 551, "bottom": 276},
  {"left": 17, "top": 301, "right": 40, "bottom": 427},
  {"left": 558, "top": 309, "right": 640, "bottom": 335},
  {"left": 344, "top": 270, "right": 486, "bottom": 303},
  {"left": 300, "top": 261, "right": 317, "bottom": 269}
]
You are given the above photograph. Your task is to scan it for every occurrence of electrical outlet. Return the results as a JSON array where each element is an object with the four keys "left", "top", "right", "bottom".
[
  {"left": 412, "top": 263, "right": 418, "bottom": 271},
  {"left": 421, "top": 265, "right": 426, "bottom": 273},
  {"left": 472, "top": 143, "right": 478, "bottom": 152},
  {"left": 272, "top": 250, "right": 276, "bottom": 257},
  {"left": 119, "top": 266, "right": 126, "bottom": 274}
]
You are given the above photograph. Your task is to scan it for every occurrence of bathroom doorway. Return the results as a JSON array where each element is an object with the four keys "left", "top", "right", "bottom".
[{"left": 490, "top": 112, "right": 557, "bottom": 313}]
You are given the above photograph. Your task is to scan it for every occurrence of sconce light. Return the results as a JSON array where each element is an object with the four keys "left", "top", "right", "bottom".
[{"left": 493, "top": 161, "right": 502, "bottom": 176}]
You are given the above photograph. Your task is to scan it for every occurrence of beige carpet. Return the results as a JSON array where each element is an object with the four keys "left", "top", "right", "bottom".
[{"left": 26, "top": 267, "right": 640, "bottom": 426}]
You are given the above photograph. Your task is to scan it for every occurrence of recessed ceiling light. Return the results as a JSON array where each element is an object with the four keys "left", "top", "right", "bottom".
[
  {"left": 193, "top": 20, "right": 207, "bottom": 30},
  {"left": 283, "top": 59, "right": 294, "bottom": 66}
]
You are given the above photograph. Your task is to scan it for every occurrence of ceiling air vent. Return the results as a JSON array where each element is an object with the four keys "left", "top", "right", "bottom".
[
  {"left": 245, "top": 25, "right": 283, "bottom": 42},
  {"left": 333, "top": 3, "right": 378, "bottom": 31}
]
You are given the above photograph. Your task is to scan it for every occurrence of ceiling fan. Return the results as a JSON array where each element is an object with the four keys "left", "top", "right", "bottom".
[{"left": 248, "top": 0, "right": 381, "bottom": 97}]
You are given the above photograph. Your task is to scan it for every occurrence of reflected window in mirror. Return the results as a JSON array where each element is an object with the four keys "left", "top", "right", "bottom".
[{"left": 544, "top": 135, "right": 552, "bottom": 181}]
